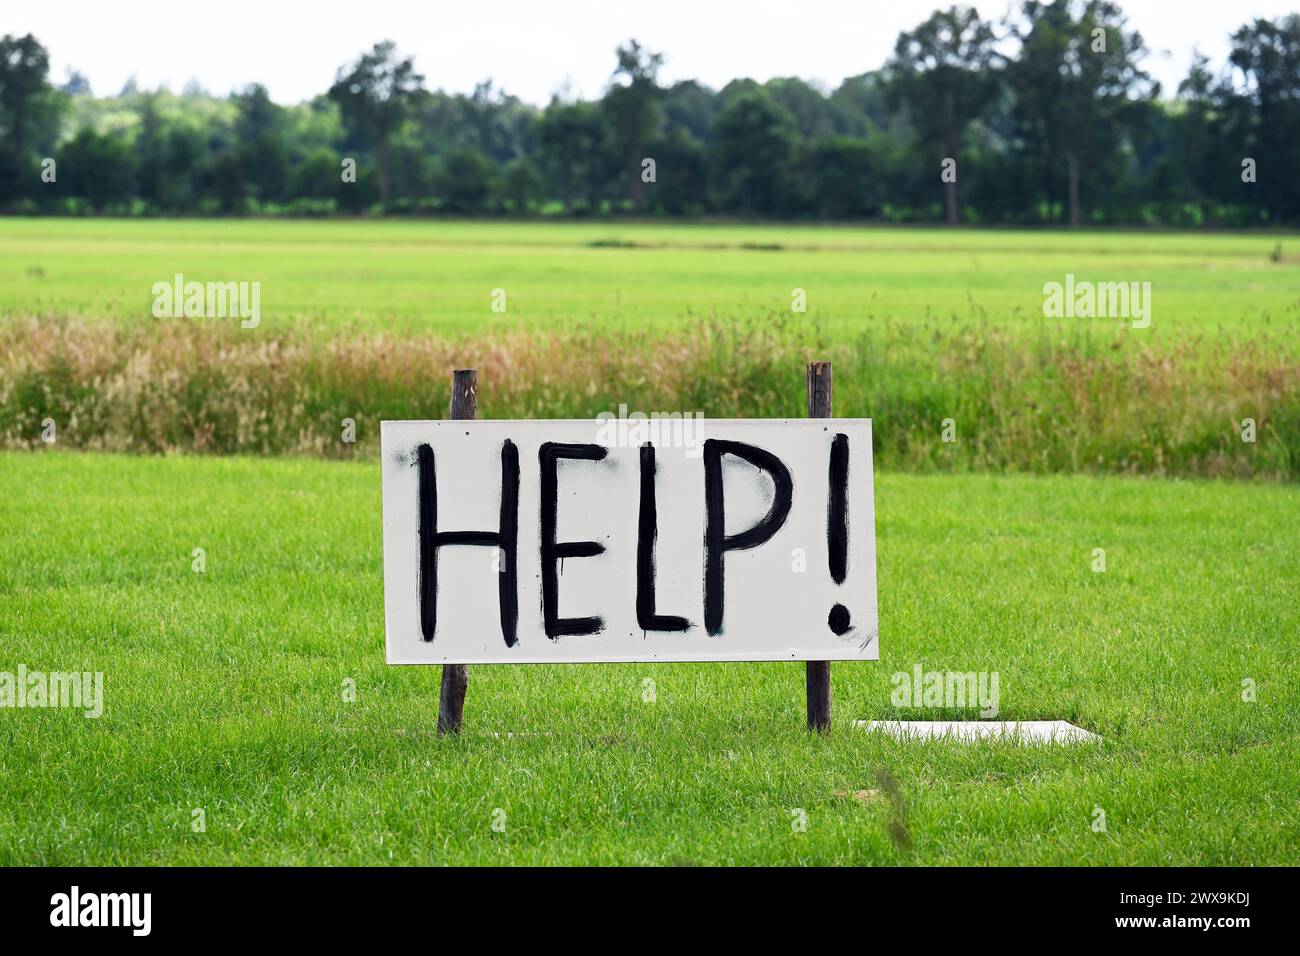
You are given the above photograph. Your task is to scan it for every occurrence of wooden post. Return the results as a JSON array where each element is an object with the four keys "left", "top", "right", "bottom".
[
  {"left": 437, "top": 368, "right": 477, "bottom": 735},
  {"left": 806, "top": 362, "right": 833, "bottom": 732}
]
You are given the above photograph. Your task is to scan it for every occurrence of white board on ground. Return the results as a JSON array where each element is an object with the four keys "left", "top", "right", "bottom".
[
  {"left": 381, "top": 419, "right": 877, "bottom": 664},
  {"left": 856, "top": 720, "right": 1099, "bottom": 744}
]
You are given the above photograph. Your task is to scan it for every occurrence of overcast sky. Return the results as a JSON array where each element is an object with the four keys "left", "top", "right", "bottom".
[{"left": 10, "top": 0, "right": 1296, "bottom": 104}]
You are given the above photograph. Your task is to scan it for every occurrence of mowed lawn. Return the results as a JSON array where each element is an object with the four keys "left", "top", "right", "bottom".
[
  {"left": 1, "top": 451, "right": 1296, "bottom": 865},
  {"left": 2, "top": 219, "right": 1298, "bottom": 344}
]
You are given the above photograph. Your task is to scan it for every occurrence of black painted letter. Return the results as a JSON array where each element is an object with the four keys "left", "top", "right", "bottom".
[
  {"left": 417, "top": 440, "right": 520, "bottom": 646},
  {"left": 539, "top": 442, "right": 608, "bottom": 638},
  {"left": 637, "top": 443, "right": 690, "bottom": 632},
  {"left": 827, "top": 433, "right": 849, "bottom": 584},
  {"left": 703, "top": 439, "right": 793, "bottom": 636}
]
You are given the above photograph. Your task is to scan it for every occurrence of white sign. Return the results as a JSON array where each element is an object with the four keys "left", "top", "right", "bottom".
[{"left": 381, "top": 419, "right": 877, "bottom": 664}]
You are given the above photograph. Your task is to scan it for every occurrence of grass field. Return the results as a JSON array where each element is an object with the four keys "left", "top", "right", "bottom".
[
  {"left": 4, "top": 219, "right": 1299, "bottom": 341},
  {"left": 2, "top": 221, "right": 1297, "bottom": 865},
  {"left": 3, "top": 220, "right": 1298, "bottom": 476},
  {"left": 1, "top": 451, "right": 1296, "bottom": 865}
]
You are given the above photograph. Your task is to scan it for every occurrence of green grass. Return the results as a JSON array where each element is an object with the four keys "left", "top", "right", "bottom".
[
  {"left": 3, "top": 219, "right": 1299, "bottom": 343},
  {"left": 2, "top": 220, "right": 1297, "bottom": 477},
  {"left": 2, "top": 219, "right": 1296, "bottom": 863},
  {"left": 2, "top": 451, "right": 1296, "bottom": 865},
  {"left": 5, "top": 312, "right": 1297, "bottom": 477}
]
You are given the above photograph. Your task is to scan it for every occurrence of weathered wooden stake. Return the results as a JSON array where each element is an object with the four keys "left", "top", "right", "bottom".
[
  {"left": 437, "top": 368, "right": 477, "bottom": 735},
  {"left": 806, "top": 362, "right": 833, "bottom": 732}
]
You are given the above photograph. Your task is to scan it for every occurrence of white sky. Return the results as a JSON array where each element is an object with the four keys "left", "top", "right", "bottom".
[{"left": 10, "top": 0, "right": 1297, "bottom": 104}]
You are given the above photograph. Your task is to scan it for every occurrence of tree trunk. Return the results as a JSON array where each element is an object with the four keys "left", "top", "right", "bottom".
[
  {"left": 1042, "top": 145, "right": 1055, "bottom": 225},
  {"left": 943, "top": 138, "right": 958, "bottom": 226},
  {"left": 629, "top": 137, "right": 643, "bottom": 210},
  {"left": 12, "top": 104, "right": 26, "bottom": 203},
  {"left": 377, "top": 140, "right": 391, "bottom": 208},
  {"left": 944, "top": 179, "right": 958, "bottom": 226},
  {"left": 1067, "top": 148, "right": 1081, "bottom": 228}
]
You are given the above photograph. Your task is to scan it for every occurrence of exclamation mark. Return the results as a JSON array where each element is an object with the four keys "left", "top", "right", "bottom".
[{"left": 827, "top": 433, "right": 852, "bottom": 635}]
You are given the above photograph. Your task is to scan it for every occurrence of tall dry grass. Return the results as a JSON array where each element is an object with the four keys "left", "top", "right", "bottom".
[{"left": 2, "top": 315, "right": 1296, "bottom": 479}]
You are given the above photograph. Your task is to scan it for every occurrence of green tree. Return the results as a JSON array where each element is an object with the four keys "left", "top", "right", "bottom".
[
  {"left": 828, "top": 73, "right": 895, "bottom": 135},
  {"left": 1173, "top": 53, "right": 1231, "bottom": 223},
  {"left": 61, "top": 70, "right": 91, "bottom": 96},
  {"left": 160, "top": 121, "right": 207, "bottom": 212},
  {"left": 765, "top": 77, "right": 837, "bottom": 140},
  {"left": 60, "top": 128, "right": 136, "bottom": 212},
  {"left": 501, "top": 156, "right": 544, "bottom": 214},
  {"left": 662, "top": 80, "right": 717, "bottom": 143},
  {"left": 233, "top": 84, "right": 289, "bottom": 206},
  {"left": 603, "top": 40, "right": 664, "bottom": 209},
  {"left": 649, "top": 129, "right": 709, "bottom": 215},
  {"left": 0, "top": 34, "right": 63, "bottom": 208},
  {"left": 133, "top": 91, "right": 167, "bottom": 209},
  {"left": 434, "top": 146, "right": 496, "bottom": 214},
  {"left": 888, "top": 6, "right": 999, "bottom": 225},
  {"left": 203, "top": 148, "right": 247, "bottom": 214},
  {"left": 291, "top": 146, "right": 343, "bottom": 201},
  {"left": 538, "top": 99, "right": 609, "bottom": 213},
  {"left": 713, "top": 88, "right": 795, "bottom": 216},
  {"left": 1007, "top": 0, "right": 1152, "bottom": 226},
  {"left": 803, "top": 137, "right": 885, "bottom": 219},
  {"left": 328, "top": 41, "right": 425, "bottom": 208},
  {"left": 1226, "top": 15, "right": 1300, "bottom": 222}
]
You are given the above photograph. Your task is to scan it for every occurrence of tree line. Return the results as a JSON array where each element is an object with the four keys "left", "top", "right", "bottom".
[{"left": 2, "top": 1, "right": 1298, "bottom": 226}]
